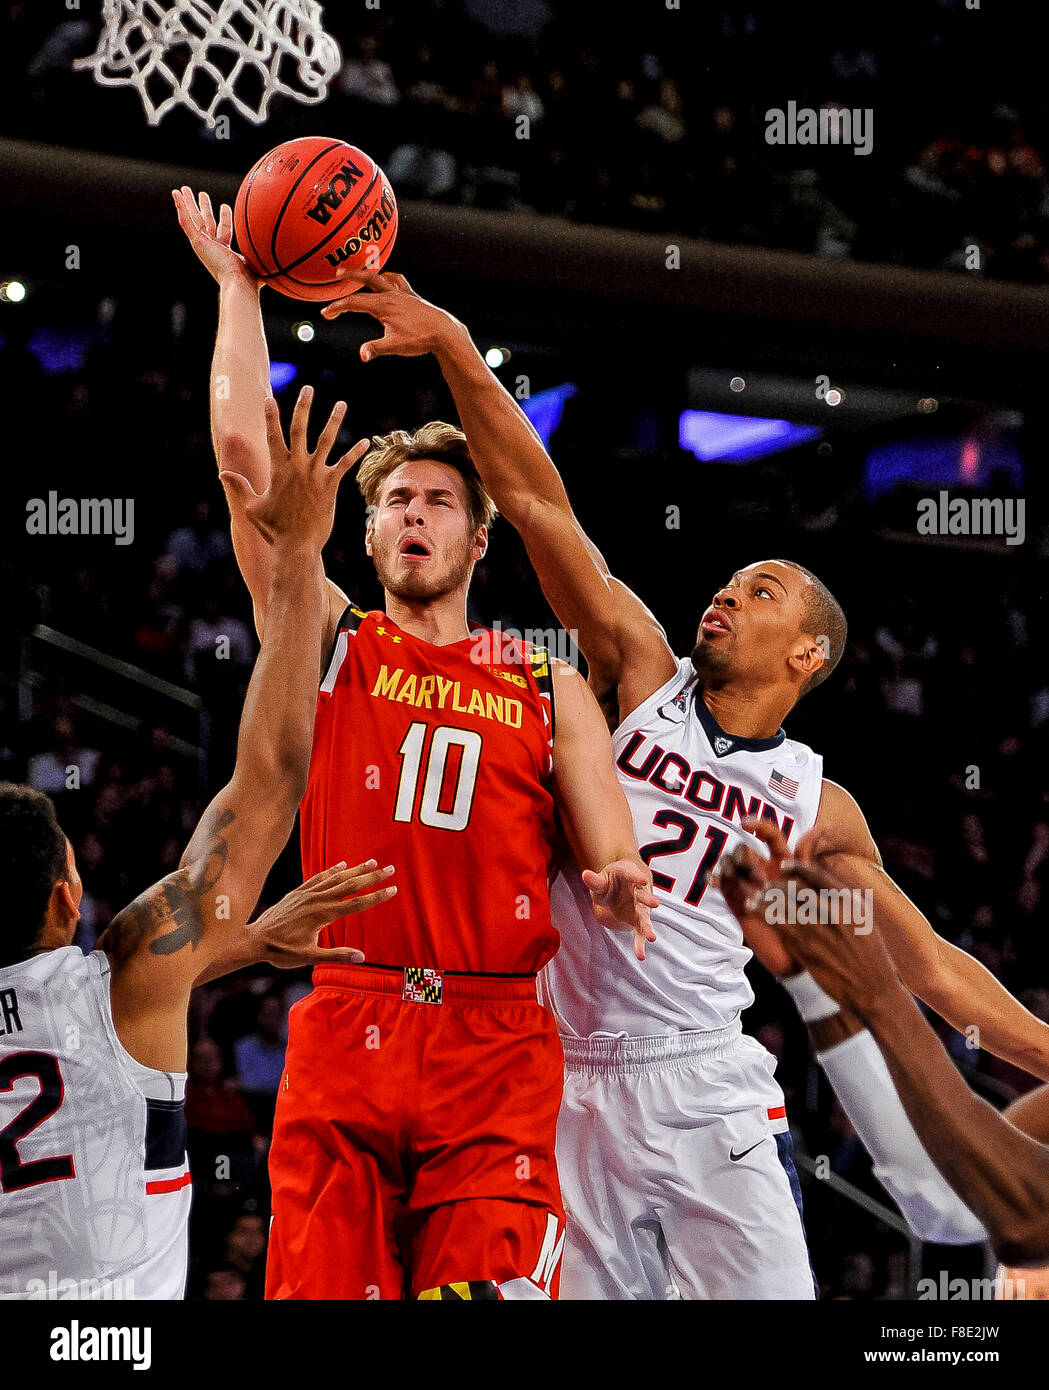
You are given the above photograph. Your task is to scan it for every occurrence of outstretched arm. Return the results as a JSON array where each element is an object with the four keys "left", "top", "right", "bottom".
[
  {"left": 100, "top": 391, "right": 383, "bottom": 1071},
  {"left": 813, "top": 779, "right": 1049, "bottom": 1082},
  {"left": 322, "top": 271, "right": 677, "bottom": 723},
  {"left": 716, "top": 826, "right": 987, "bottom": 1247},
  {"left": 761, "top": 853, "right": 1049, "bottom": 1267},
  {"left": 173, "top": 187, "right": 351, "bottom": 651}
]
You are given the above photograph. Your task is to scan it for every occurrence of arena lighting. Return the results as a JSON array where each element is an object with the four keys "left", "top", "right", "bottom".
[
  {"left": 485, "top": 347, "right": 510, "bottom": 368},
  {"left": 269, "top": 361, "right": 298, "bottom": 392},
  {"left": 825, "top": 388, "right": 844, "bottom": 406},
  {"left": 729, "top": 376, "right": 746, "bottom": 392},
  {"left": 679, "top": 410, "right": 822, "bottom": 463},
  {"left": 1, "top": 280, "right": 26, "bottom": 303},
  {"left": 294, "top": 321, "right": 316, "bottom": 343},
  {"left": 519, "top": 382, "right": 578, "bottom": 450}
]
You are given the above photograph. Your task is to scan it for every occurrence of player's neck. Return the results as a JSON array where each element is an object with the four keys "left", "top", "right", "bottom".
[
  {"left": 698, "top": 681, "right": 791, "bottom": 741},
  {"left": 383, "top": 587, "right": 472, "bottom": 647}
]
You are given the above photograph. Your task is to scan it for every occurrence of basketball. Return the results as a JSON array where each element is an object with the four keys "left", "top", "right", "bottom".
[{"left": 233, "top": 136, "right": 398, "bottom": 301}]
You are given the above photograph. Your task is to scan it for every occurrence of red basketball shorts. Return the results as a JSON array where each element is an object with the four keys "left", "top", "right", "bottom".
[{"left": 265, "top": 965, "right": 566, "bottom": 1301}]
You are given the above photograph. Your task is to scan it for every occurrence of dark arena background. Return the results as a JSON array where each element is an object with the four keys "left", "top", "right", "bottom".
[{"left": 1, "top": 0, "right": 1047, "bottom": 1356}]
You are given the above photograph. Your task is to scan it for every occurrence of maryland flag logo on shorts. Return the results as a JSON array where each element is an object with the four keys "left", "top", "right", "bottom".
[
  {"left": 401, "top": 966, "right": 443, "bottom": 1004},
  {"left": 418, "top": 1281, "right": 500, "bottom": 1300}
]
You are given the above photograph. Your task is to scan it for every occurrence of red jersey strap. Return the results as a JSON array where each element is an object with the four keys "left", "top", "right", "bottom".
[
  {"left": 321, "top": 603, "right": 368, "bottom": 691},
  {"left": 527, "top": 646, "right": 555, "bottom": 741}
]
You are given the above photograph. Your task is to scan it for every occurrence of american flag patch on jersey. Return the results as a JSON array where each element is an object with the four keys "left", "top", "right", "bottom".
[{"left": 768, "top": 769, "right": 799, "bottom": 800}]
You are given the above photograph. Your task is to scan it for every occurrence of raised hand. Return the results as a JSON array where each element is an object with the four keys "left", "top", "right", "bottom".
[
  {"left": 582, "top": 859, "right": 658, "bottom": 962},
  {"left": 219, "top": 387, "right": 370, "bottom": 552},
  {"left": 320, "top": 268, "right": 468, "bottom": 361},
  {"left": 247, "top": 859, "right": 397, "bottom": 969},
  {"left": 713, "top": 816, "right": 803, "bottom": 978},
  {"left": 755, "top": 853, "right": 899, "bottom": 1016},
  {"left": 172, "top": 186, "right": 256, "bottom": 289}
]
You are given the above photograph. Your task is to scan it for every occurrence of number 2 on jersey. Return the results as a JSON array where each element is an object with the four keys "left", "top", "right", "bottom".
[
  {"left": 0, "top": 1052, "right": 75, "bottom": 1194},
  {"left": 394, "top": 723, "right": 482, "bottom": 832}
]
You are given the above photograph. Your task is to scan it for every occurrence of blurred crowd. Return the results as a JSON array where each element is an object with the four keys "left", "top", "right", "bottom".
[{"left": 4, "top": 0, "right": 1049, "bottom": 281}]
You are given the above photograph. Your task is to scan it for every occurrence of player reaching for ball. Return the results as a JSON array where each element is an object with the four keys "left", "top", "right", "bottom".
[
  {"left": 0, "top": 390, "right": 394, "bottom": 1301},
  {"left": 175, "top": 188, "right": 656, "bottom": 1301},
  {"left": 323, "top": 269, "right": 1049, "bottom": 1300}
]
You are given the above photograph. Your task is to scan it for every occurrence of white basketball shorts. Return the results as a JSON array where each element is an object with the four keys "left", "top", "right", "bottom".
[{"left": 556, "top": 1024, "right": 815, "bottom": 1300}]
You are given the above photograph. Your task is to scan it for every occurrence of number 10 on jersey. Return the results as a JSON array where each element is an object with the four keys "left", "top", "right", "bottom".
[{"left": 394, "top": 723, "right": 483, "bottom": 832}]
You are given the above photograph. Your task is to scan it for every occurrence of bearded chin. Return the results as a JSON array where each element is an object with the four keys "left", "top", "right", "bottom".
[
  {"left": 690, "top": 639, "right": 732, "bottom": 684},
  {"left": 374, "top": 545, "right": 474, "bottom": 603}
]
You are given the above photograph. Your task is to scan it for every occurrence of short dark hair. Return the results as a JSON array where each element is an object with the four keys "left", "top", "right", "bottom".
[
  {"left": 772, "top": 561, "right": 848, "bottom": 696},
  {"left": 0, "top": 783, "right": 68, "bottom": 965}
]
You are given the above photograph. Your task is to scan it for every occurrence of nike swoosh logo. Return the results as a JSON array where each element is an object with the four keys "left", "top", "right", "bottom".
[{"left": 729, "top": 1139, "right": 767, "bottom": 1162}]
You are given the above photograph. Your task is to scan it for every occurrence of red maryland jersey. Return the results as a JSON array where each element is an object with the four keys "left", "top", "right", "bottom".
[{"left": 301, "top": 605, "right": 560, "bottom": 974}]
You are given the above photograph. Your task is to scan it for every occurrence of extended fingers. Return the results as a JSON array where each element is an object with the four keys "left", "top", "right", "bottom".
[
  {"left": 312, "top": 400, "right": 348, "bottom": 468},
  {"left": 288, "top": 384, "right": 313, "bottom": 455},
  {"left": 332, "top": 437, "right": 372, "bottom": 479},
  {"left": 262, "top": 395, "right": 287, "bottom": 459}
]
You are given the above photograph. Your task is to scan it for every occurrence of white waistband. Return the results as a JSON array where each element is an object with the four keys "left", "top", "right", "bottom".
[{"left": 560, "top": 1021, "right": 742, "bottom": 1073}]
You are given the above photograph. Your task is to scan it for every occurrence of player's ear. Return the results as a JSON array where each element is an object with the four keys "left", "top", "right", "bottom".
[
  {"left": 364, "top": 520, "right": 374, "bottom": 557},
  {"left": 474, "top": 523, "right": 488, "bottom": 562},
  {"left": 789, "top": 635, "right": 825, "bottom": 684}
]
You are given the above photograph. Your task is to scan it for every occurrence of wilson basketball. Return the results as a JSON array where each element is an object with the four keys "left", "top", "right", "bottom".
[{"left": 234, "top": 136, "right": 398, "bottom": 301}]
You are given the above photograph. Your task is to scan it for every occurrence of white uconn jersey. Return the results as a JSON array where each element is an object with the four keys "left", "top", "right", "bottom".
[
  {"left": 541, "top": 657, "right": 823, "bottom": 1036},
  {"left": 0, "top": 947, "right": 189, "bottom": 1299}
]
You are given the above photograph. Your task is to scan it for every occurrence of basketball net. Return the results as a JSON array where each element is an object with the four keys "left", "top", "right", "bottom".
[{"left": 75, "top": 0, "right": 342, "bottom": 127}]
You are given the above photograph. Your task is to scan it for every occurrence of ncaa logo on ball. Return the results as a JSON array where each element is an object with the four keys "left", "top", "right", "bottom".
[{"left": 305, "top": 158, "right": 368, "bottom": 227}]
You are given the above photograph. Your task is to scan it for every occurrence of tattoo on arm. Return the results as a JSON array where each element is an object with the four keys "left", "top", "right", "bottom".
[{"left": 101, "top": 809, "right": 235, "bottom": 964}]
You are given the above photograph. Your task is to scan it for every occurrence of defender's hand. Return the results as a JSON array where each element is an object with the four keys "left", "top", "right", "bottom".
[
  {"left": 321, "top": 269, "right": 468, "bottom": 360},
  {"left": 220, "top": 387, "right": 370, "bottom": 551},
  {"left": 249, "top": 860, "right": 396, "bottom": 969},
  {"left": 714, "top": 837, "right": 799, "bottom": 979},
  {"left": 582, "top": 859, "right": 658, "bottom": 962}
]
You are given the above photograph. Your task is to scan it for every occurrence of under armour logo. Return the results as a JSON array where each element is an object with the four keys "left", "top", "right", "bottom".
[{"left": 714, "top": 736, "right": 733, "bottom": 755}]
